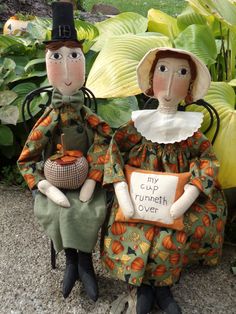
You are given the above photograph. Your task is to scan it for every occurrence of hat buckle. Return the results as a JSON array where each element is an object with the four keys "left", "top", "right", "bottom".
[{"left": 58, "top": 25, "right": 71, "bottom": 39}]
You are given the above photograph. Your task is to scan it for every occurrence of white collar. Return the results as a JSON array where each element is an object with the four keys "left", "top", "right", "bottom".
[{"left": 131, "top": 110, "right": 203, "bottom": 144}]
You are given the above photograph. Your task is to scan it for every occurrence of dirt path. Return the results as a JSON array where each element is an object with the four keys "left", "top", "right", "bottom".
[{"left": 0, "top": 186, "right": 235, "bottom": 313}]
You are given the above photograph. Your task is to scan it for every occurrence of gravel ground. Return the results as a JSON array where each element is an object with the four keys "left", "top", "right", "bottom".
[{"left": 0, "top": 185, "right": 235, "bottom": 314}]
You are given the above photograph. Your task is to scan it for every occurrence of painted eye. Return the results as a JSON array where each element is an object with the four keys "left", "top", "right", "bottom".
[
  {"left": 157, "top": 64, "right": 168, "bottom": 72},
  {"left": 68, "top": 52, "right": 82, "bottom": 59},
  {"left": 50, "top": 52, "right": 62, "bottom": 60},
  {"left": 177, "top": 67, "right": 189, "bottom": 76}
]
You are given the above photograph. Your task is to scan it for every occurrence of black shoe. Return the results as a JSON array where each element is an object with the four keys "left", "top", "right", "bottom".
[
  {"left": 77, "top": 251, "right": 98, "bottom": 301},
  {"left": 155, "top": 286, "right": 182, "bottom": 314},
  {"left": 62, "top": 248, "right": 79, "bottom": 298},
  {"left": 136, "top": 284, "right": 155, "bottom": 314}
]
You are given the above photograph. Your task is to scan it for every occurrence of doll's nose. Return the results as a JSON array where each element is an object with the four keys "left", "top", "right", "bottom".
[
  {"left": 166, "top": 73, "right": 174, "bottom": 97},
  {"left": 63, "top": 61, "right": 70, "bottom": 80}
]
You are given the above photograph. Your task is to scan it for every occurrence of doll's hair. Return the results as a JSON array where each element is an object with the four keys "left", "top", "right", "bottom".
[
  {"left": 146, "top": 50, "right": 197, "bottom": 104},
  {"left": 45, "top": 40, "right": 83, "bottom": 52}
]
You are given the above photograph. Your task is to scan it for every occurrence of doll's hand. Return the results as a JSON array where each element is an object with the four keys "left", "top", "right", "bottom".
[
  {"left": 37, "top": 180, "right": 70, "bottom": 208},
  {"left": 79, "top": 179, "right": 96, "bottom": 202},
  {"left": 170, "top": 184, "right": 200, "bottom": 219},
  {"left": 114, "top": 181, "right": 134, "bottom": 218}
]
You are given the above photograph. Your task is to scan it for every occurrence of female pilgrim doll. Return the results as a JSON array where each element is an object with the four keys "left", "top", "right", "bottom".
[
  {"left": 17, "top": 2, "right": 112, "bottom": 301},
  {"left": 102, "top": 48, "right": 227, "bottom": 314}
]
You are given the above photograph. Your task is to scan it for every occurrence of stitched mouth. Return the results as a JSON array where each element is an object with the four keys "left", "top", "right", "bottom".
[
  {"left": 164, "top": 97, "right": 171, "bottom": 102},
  {"left": 65, "top": 82, "right": 72, "bottom": 86}
]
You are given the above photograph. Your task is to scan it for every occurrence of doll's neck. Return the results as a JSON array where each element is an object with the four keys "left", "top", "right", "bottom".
[{"left": 156, "top": 102, "right": 178, "bottom": 114}]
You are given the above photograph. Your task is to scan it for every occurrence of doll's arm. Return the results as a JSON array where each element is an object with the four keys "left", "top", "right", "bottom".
[
  {"left": 37, "top": 179, "right": 70, "bottom": 207},
  {"left": 114, "top": 181, "right": 134, "bottom": 218},
  {"left": 170, "top": 184, "right": 200, "bottom": 219},
  {"left": 17, "top": 109, "right": 57, "bottom": 190},
  {"left": 79, "top": 179, "right": 96, "bottom": 202}
]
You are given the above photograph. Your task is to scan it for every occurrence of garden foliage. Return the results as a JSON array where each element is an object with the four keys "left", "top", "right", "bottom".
[{"left": 0, "top": 0, "right": 236, "bottom": 193}]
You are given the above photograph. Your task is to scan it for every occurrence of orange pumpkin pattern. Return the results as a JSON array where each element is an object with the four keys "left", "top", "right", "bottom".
[
  {"left": 162, "top": 235, "right": 177, "bottom": 250},
  {"left": 153, "top": 265, "right": 166, "bottom": 276},
  {"left": 29, "top": 129, "right": 43, "bottom": 141},
  {"left": 39, "top": 115, "right": 52, "bottom": 127},
  {"left": 23, "top": 174, "right": 36, "bottom": 189},
  {"left": 87, "top": 114, "right": 100, "bottom": 127},
  {"left": 131, "top": 257, "right": 145, "bottom": 271},
  {"left": 101, "top": 122, "right": 227, "bottom": 287},
  {"left": 112, "top": 241, "right": 124, "bottom": 254},
  {"left": 111, "top": 222, "right": 126, "bottom": 235},
  {"left": 17, "top": 99, "right": 112, "bottom": 190},
  {"left": 145, "top": 227, "right": 155, "bottom": 241},
  {"left": 105, "top": 257, "right": 115, "bottom": 270}
]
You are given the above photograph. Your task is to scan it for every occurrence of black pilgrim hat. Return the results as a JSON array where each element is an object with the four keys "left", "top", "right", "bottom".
[{"left": 44, "top": 1, "right": 83, "bottom": 44}]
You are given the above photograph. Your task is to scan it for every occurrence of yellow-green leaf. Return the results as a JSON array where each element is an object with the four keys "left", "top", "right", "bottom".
[
  {"left": 86, "top": 33, "right": 172, "bottom": 98},
  {"left": 147, "top": 9, "right": 180, "bottom": 41},
  {"left": 92, "top": 12, "right": 148, "bottom": 52},
  {"left": 187, "top": 82, "right": 236, "bottom": 189}
]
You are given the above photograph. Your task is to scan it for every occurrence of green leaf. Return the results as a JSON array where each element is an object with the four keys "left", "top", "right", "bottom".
[
  {"left": 147, "top": 9, "right": 180, "bottom": 41},
  {"left": 0, "top": 124, "right": 13, "bottom": 145},
  {"left": 92, "top": 12, "right": 148, "bottom": 52},
  {"left": 12, "top": 82, "right": 37, "bottom": 96},
  {"left": 229, "top": 79, "right": 236, "bottom": 87},
  {"left": 17, "top": 91, "right": 49, "bottom": 122},
  {"left": 24, "top": 58, "right": 45, "bottom": 72},
  {"left": 75, "top": 20, "right": 99, "bottom": 53},
  {"left": 0, "top": 35, "right": 28, "bottom": 55},
  {"left": 85, "top": 50, "right": 99, "bottom": 78},
  {"left": 75, "top": 19, "right": 99, "bottom": 41},
  {"left": 187, "top": 81, "right": 236, "bottom": 189},
  {"left": 189, "top": 0, "right": 236, "bottom": 28},
  {"left": 177, "top": 5, "right": 208, "bottom": 31},
  {"left": 186, "top": 0, "right": 217, "bottom": 17},
  {"left": 0, "top": 56, "right": 31, "bottom": 78},
  {"left": 10, "top": 57, "right": 47, "bottom": 80},
  {"left": 25, "top": 17, "right": 51, "bottom": 41},
  {"left": 0, "top": 58, "right": 16, "bottom": 85},
  {"left": 0, "top": 90, "right": 18, "bottom": 106},
  {"left": 86, "top": 33, "right": 172, "bottom": 98},
  {"left": 2, "top": 57, "right": 16, "bottom": 72},
  {"left": 0, "top": 106, "right": 19, "bottom": 125},
  {"left": 0, "top": 79, "right": 4, "bottom": 89},
  {"left": 97, "top": 96, "right": 139, "bottom": 128},
  {"left": 10, "top": 82, "right": 45, "bottom": 122},
  {"left": 0, "top": 35, "right": 23, "bottom": 49},
  {"left": 174, "top": 24, "right": 217, "bottom": 66}
]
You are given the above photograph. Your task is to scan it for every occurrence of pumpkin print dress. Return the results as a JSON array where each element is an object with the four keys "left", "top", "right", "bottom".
[
  {"left": 102, "top": 112, "right": 227, "bottom": 287},
  {"left": 18, "top": 90, "right": 112, "bottom": 253}
]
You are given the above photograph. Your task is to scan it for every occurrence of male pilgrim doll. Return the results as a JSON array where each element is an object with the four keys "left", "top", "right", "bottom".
[
  {"left": 18, "top": 1, "right": 112, "bottom": 301},
  {"left": 102, "top": 48, "right": 227, "bottom": 314}
]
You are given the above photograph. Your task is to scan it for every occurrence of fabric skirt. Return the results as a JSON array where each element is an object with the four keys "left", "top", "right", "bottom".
[
  {"left": 101, "top": 188, "right": 227, "bottom": 286},
  {"left": 34, "top": 186, "right": 106, "bottom": 253}
]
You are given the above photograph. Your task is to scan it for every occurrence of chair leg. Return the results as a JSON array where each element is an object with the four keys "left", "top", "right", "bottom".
[{"left": 51, "top": 240, "right": 56, "bottom": 269}]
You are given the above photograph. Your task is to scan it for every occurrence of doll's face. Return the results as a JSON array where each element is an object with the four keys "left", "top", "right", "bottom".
[
  {"left": 46, "top": 46, "right": 85, "bottom": 96},
  {"left": 152, "top": 57, "right": 191, "bottom": 108}
]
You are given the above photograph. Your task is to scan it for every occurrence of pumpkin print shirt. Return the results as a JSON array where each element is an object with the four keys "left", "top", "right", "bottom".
[
  {"left": 18, "top": 91, "right": 112, "bottom": 190},
  {"left": 103, "top": 119, "right": 220, "bottom": 198}
]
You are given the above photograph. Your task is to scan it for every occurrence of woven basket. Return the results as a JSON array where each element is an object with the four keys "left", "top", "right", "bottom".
[{"left": 44, "top": 156, "right": 89, "bottom": 190}]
